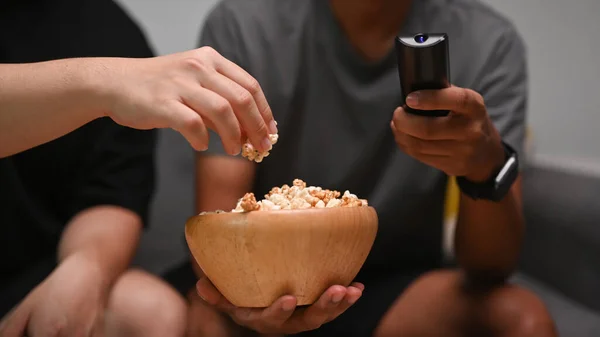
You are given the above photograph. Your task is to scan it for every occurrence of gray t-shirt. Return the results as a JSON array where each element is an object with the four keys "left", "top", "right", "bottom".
[{"left": 198, "top": 0, "right": 527, "bottom": 272}]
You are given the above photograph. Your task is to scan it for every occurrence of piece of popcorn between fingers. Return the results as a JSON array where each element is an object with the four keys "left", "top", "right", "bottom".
[{"left": 241, "top": 133, "right": 279, "bottom": 163}]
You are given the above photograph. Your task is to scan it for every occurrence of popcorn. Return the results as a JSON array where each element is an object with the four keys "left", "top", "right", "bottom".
[
  {"left": 232, "top": 179, "right": 369, "bottom": 213},
  {"left": 241, "top": 122, "right": 279, "bottom": 163}
]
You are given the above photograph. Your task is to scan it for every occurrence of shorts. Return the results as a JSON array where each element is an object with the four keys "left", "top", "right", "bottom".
[{"left": 162, "top": 260, "right": 438, "bottom": 337}]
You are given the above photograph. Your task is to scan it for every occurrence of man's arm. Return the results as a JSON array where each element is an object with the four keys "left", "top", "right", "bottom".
[
  {"left": 455, "top": 178, "right": 524, "bottom": 282},
  {"left": 58, "top": 205, "right": 142, "bottom": 290},
  {"left": 193, "top": 155, "right": 256, "bottom": 277},
  {"left": 195, "top": 155, "right": 256, "bottom": 213},
  {"left": 454, "top": 27, "right": 529, "bottom": 282}
]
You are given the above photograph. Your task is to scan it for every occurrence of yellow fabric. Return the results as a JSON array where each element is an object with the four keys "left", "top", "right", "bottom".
[{"left": 444, "top": 176, "right": 460, "bottom": 222}]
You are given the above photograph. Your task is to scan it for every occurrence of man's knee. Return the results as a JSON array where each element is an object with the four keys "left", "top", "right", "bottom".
[
  {"left": 419, "top": 270, "right": 557, "bottom": 336},
  {"left": 374, "top": 270, "right": 557, "bottom": 337},
  {"left": 105, "top": 269, "right": 187, "bottom": 337},
  {"left": 480, "top": 285, "right": 557, "bottom": 337}
]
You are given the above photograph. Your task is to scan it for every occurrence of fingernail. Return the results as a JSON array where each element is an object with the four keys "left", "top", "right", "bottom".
[
  {"left": 269, "top": 120, "right": 278, "bottom": 134},
  {"left": 198, "top": 143, "right": 209, "bottom": 152},
  {"left": 406, "top": 92, "right": 420, "bottom": 106},
  {"left": 331, "top": 292, "right": 344, "bottom": 304},
  {"left": 261, "top": 137, "right": 272, "bottom": 152},
  {"left": 230, "top": 146, "right": 241, "bottom": 156}
]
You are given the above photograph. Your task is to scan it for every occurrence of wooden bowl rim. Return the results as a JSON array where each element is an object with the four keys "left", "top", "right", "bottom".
[{"left": 186, "top": 205, "right": 378, "bottom": 223}]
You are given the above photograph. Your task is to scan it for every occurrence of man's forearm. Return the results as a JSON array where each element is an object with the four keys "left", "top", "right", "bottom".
[
  {"left": 454, "top": 177, "right": 524, "bottom": 282},
  {"left": 58, "top": 205, "right": 142, "bottom": 289},
  {"left": 193, "top": 155, "right": 256, "bottom": 278},
  {"left": 0, "top": 59, "right": 110, "bottom": 158}
]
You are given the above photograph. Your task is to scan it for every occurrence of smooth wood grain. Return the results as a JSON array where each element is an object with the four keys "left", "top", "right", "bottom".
[{"left": 185, "top": 206, "right": 378, "bottom": 308}]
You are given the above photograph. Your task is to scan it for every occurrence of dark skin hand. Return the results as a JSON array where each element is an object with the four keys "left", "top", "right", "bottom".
[
  {"left": 392, "top": 85, "right": 524, "bottom": 279},
  {"left": 391, "top": 86, "right": 505, "bottom": 182},
  {"left": 196, "top": 277, "right": 363, "bottom": 334}
]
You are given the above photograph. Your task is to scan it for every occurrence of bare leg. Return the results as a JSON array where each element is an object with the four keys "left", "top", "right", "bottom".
[
  {"left": 374, "top": 270, "right": 557, "bottom": 337},
  {"left": 104, "top": 269, "right": 188, "bottom": 337}
]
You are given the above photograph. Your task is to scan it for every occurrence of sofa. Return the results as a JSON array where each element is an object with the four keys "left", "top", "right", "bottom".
[
  {"left": 511, "top": 165, "right": 600, "bottom": 336},
  {"left": 134, "top": 129, "right": 600, "bottom": 336}
]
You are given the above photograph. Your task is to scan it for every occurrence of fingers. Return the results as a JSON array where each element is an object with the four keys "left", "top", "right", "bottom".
[
  {"left": 167, "top": 102, "right": 210, "bottom": 152},
  {"left": 286, "top": 283, "right": 362, "bottom": 332},
  {"left": 208, "top": 49, "right": 277, "bottom": 135},
  {"left": 391, "top": 121, "right": 461, "bottom": 156},
  {"left": 326, "top": 283, "right": 362, "bottom": 322},
  {"left": 196, "top": 69, "right": 273, "bottom": 152},
  {"left": 392, "top": 107, "right": 470, "bottom": 141},
  {"left": 405, "top": 86, "right": 485, "bottom": 116},
  {"left": 231, "top": 295, "right": 296, "bottom": 331},
  {"left": 196, "top": 279, "right": 363, "bottom": 335},
  {"left": 197, "top": 46, "right": 277, "bottom": 139},
  {"left": 255, "top": 296, "right": 296, "bottom": 327},
  {"left": 197, "top": 277, "right": 297, "bottom": 332},
  {"left": 350, "top": 282, "right": 365, "bottom": 292},
  {"left": 196, "top": 277, "right": 235, "bottom": 312},
  {"left": 298, "top": 285, "right": 346, "bottom": 330},
  {"left": 180, "top": 87, "right": 242, "bottom": 155}
]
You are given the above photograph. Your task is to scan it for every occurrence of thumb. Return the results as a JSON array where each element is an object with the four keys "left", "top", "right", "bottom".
[{"left": 196, "top": 277, "right": 235, "bottom": 312}]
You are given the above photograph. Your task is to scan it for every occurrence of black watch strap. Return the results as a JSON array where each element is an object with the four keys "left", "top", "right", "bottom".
[{"left": 456, "top": 141, "right": 519, "bottom": 202}]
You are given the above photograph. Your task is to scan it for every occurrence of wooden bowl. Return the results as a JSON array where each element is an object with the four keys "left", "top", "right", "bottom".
[{"left": 185, "top": 206, "right": 378, "bottom": 308}]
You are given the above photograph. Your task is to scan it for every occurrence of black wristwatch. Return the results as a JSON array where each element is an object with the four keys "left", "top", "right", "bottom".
[{"left": 456, "top": 141, "right": 519, "bottom": 202}]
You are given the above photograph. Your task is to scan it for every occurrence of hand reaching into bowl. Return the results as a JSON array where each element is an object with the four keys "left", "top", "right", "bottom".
[
  {"left": 104, "top": 46, "right": 278, "bottom": 156},
  {"left": 196, "top": 277, "right": 364, "bottom": 334},
  {"left": 0, "top": 46, "right": 277, "bottom": 158}
]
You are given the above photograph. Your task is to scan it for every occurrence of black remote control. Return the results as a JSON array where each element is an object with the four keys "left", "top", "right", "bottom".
[{"left": 395, "top": 33, "right": 451, "bottom": 117}]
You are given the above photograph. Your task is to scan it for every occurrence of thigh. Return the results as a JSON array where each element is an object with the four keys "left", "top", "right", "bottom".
[
  {"left": 290, "top": 269, "right": 431, "bottom": 337},
  {"left": 374, "top": 269, "right": 557, "bottom": 337},
  {"left": 104, "top": 269, "right": 187, "bottom": 337}
]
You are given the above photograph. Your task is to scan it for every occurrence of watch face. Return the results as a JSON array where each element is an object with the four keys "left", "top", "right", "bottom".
[
  {"left": 495, "top": 155, "right": 518, "bottom": 189},
  {"left": 492, "top": 142, "right": 519, "bottom": 200}
]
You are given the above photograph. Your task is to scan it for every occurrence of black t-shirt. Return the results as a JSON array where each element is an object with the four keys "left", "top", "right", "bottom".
[{"left": 0, "top": 0, "right": 156, "bottom": 314}]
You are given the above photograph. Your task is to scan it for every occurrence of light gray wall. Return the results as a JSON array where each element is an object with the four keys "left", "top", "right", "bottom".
[
  {"left": 116, "top": 0, "right": 220, "bottom": 55},
  {"left": 480, "top": 0, "right": 600, "bottom": 176}
]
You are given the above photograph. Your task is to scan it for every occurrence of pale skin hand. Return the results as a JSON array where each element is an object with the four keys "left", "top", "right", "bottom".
[
  {"left": 0, "top": 46, "right": 277, "bottom": 158},
  {"left": 0, "top": 206, "right": 142, "bottom": 337},
  {"left": 196, "top": 277, "right": 363, "bottom": 335},
  {"left": 105, "top": 46, "right": 277, "bottom": 155},
  {"left": 0, "top": 253, "right": 107, "bottom": 337}
]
